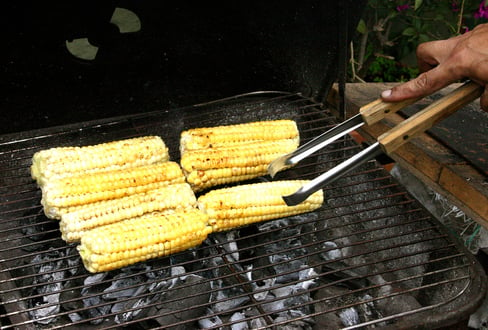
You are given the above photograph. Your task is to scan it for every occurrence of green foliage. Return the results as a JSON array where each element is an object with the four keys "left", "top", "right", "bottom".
[
  {"left": 365, "top": 56, "right": 419, "bottom": 82},
  {"left": 350, "top": 0, "right": 488, "bottom": 82}
]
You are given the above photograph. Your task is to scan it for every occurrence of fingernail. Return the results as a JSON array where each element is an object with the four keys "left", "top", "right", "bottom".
[{"left": 381, "top": 89, "right": 392, "bottom": 98}]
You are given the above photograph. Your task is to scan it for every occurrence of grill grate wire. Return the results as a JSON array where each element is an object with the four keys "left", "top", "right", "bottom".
[{"left": 0, "top": 92, "right": 485, "bottom": 329}]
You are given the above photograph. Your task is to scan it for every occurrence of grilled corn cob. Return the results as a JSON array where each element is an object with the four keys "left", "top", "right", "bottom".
[
  {"left": 197, "top": 180, "right": 323, "bottom": 232},
  {"left": 42, "top": 161, "right": 185, "bottom": 218},
  {"left": 60, "top": 183, "right": 197, "bottom": 243},
  {"left": 31, "top": 136, "right": 169, "bottom": 185},
  {"left": 180, "top": 119, "right": 299, "bottom": 153},
  {"left": 77, "top": 209, "right": 212, "bottom": 273},
  {"left": 180, "top": 120, "right": 299, "bottom": 192}
]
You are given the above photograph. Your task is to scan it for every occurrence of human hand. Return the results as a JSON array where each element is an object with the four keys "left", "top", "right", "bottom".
[{"left": 380, "top": 23, "right": 488, "bottom": 111}]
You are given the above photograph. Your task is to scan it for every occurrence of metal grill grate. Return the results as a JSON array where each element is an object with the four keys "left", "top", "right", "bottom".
[{"left": 0, "top": 92, "right": 485, "bottom": 329}]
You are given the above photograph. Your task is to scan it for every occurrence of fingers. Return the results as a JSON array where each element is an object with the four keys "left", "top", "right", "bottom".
[
  {"left": 416, "top": 40, "right": 448, "bottom": 72},
  {"left": 380, "top": 23, "right": 488, "bottom": 110},
  {"left": 381, "top": 65, "right": 456, "bottom": 102},
  {"left": 381, "top": 38, "right": 462, "bottom": 102}
]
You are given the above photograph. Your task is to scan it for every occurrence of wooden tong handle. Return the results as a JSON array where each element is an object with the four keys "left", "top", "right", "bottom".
[
  {"left": 359, "top": 95, "right": 421, "bottom": 126},
  {"left": 378, "top": 81, "right": 483, "bottom": 155}
]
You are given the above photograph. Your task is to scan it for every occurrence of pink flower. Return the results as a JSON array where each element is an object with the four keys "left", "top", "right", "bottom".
[
  {"left": 474, "top": 1, "right": 488, "bottom": 19},
  {"left": 396, "top": 4, "right": 410, "bottom": 12},
  {"left": 451, "top": 0, "right": 460, "bottom": 12}
]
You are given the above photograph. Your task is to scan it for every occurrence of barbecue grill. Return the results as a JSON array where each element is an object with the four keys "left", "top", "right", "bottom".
[{"left": 1, "top": 1, "right": 486, "bottom": 329}]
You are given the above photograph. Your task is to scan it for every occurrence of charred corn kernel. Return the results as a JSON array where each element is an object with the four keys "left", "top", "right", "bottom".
[
  {"left": 181, "top": 140, "right": 299, "bottom": 192},
  {"left": 42, "top": 161, "right": 185, "bottom": 218},
  {"left": 31, "top": 136, "right": 169, "bottom": 185},
  {"left": 197, "top": 180, "right": 323, "bottom": 232},
  {"left": 77, "top": 209, "right": 212, "bottom": 273},
  {"left": 180, "top": 119, "right": 299, "bottom": 153},
  {"left": 59, "top": 183, "right": 197, "bottom": 242}
]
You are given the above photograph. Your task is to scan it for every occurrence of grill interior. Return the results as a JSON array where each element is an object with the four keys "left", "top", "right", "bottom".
[{"left": 0, "top": 92, "right": 486, "bottom": 329}]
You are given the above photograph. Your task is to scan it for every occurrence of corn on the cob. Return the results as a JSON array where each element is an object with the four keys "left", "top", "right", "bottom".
[
  {"left": 42, "top": 161, "right": 185, "bottom": 218},
  {"left": 180, "top": 119, "right": 299, "bottom": 153},
  {"left": 59, "top": 183, "right": 197, "bottom": 243},
  {"left": 197, "top": 180, "right": 323, "bottom": 232},
  {"left": 77, "top": 209, "right": 212, "bottom": 273},
  {"left": 31, "top": 136, "right": 169, "bottom": 185},
  {"left": 180, "top": 120, "right": 299, "bottom": 192}
]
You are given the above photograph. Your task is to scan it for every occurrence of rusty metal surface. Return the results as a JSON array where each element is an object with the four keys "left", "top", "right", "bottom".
[{"left": 0, "top": 92, "right": 486, "bottom": 329}]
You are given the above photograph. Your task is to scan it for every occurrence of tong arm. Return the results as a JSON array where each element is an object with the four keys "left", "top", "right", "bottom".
[
  {"left": 283, "top": 81, "right": 482, "bottom": 206},
  {"left": 378, "top": 81, "right": 483, "bottom": 154},
  {"left": 268, "top": 89, "right": 421, "bottom": 177},
  {"left": 359, "top": 95, "right": 420, "bottom": 125}
]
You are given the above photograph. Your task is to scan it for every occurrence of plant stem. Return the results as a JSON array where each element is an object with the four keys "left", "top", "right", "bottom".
[{"left": 456, "top": 0, "right": 466, "bottom": 34}]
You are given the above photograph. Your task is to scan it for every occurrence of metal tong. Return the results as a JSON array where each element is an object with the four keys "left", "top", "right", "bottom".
[{"left": 268, "top": 81, "right": 483, "bottom": 206}]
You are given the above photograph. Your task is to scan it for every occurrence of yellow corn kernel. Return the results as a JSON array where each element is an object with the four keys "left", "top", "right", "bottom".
[
  {"left": 42, "top": 161, "right": 185, "bottom": 218},
  {"left": 60, "top": 183, "right": 197, "bottom": 243},
  {"left": 181, "top": 140, "right": 298, "bottom": 192},
  {"left": 31, "top": 136, "right": 169, "bottom": 185},
  {"left": 180, "top": 119, "right": 299, "bottom": 153},
  {"left": 197, "top": 180, "right": 323, "bottom": 232},
  {"left": 77, "top": 209, "right": 212, "bottom": 273}
]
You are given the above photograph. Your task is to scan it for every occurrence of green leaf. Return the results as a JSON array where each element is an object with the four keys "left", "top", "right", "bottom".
[
  {"left": 402, "top": 27, "right": 417, "bottom": 36},
  {"left": 418, "top": 33, "right": 430, "bottom": 43},
  {"left": 414, "top": 0, "right": 423, "bottom": 10},
  {"left": 357, "top": 19, "right": 367, "bottom": 34}
]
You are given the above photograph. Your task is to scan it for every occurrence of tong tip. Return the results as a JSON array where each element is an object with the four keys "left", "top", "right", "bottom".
[
  {"left": 267, "top": 155, "right": 290, "bottom": 178},
  {"left": 282, "top": 190, "right": 308, "bottom": 206}
]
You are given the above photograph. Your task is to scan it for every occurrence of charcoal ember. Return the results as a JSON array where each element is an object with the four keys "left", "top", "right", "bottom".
[
  {"left": 66, "top": 250, "right": 81, "bottom": 276},
  {"left": 169, "top": 249, "right": 206, "bottom": 272},
  {"left": 145, "top": 274, "right": 211, "bottom": 328},
  {"left": 83, "top": 272, "right": 108, "bottom": 287},
  {"left": 212, "top": 282, "right": 250, "bottom": 313},
  {"left": 28, "top": 250, "right": 67, "bottom": 324},
  {"left": 215, "top": 231, "right": 240, "bottom": 262},
  {"left": 249, "top": 315, "right": 268, "bottom": 328},
  {"left": 369, "top": 274, "right": 422, "bottom": 322},
  {"left": 21, "top": 205, "right": 60, "bottom": 244},
  {"left": 239, "top": 245, "right": 276, "bottom": 281},
  {"left": 257, "top": 218, "right": 293, "bottom": 232},
  {"left": 318, "top": 241, "right": 369, "bottom": 289},
  {"left": 229, "top": 311, "right": 248, "bottom": 330},
  {"left": 313, "top": 285, "right": 357, "bottom": 329},
  {"left": 274, "top": 310, "right": 314, "bottom": 329},
  {"left": 338, "top": 307, "right": 360, "bottom": 327},
  {"left": 297, "top": 267, "right": 319, "bottom": 291},
  {"left": 102, "top": 274, "right": 148, "bottom": 300},
  {"left": 30, "top": 299, "right": 60, "bottom": 325},
  {"left": 358, "top": 294, "right": 386, "bottom": 326},
  {"left": 113, "top": 293, "right": 151, "bottom": 324},
  {"left": 81, "top": 294, "right": 111, "bottom": 325},
  {"left": 81, "top": 273, "right": 112, "bottom": 325},
  {"left": 320, "top": 261, "right": 369, "bottom": 290},
  {"left": 68, "top": 312, "right": 83, "bottom": 323},
  {"left": 252, "top": 277, "right": 275, "bottom": 301},
  {"left": 319, "top": 241, "right": 343, "bottom": 261},
  {"left": 110, "top": 266, "right": 164, "bottom": 324},
  {"left": 206, "top": 255, "right": 247, "bottom": 288},
  {"left": 146, "top": 268, "right": 170, "bottom": 280},
  {"left": 198, "top": 313, "right": 223, "bottom": 328},
  {"left": 261, "top": 269, "right": 317, "bottom": 317},
  {"left": 59, "top": 279, "right": 85, "bottom": 311},
  {"left": 269, "top": 256, "right": 305, "bottom": 284}
]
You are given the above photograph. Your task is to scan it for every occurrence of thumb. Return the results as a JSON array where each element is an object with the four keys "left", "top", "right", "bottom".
[
  {"left": 381, "top": 67, "right": 455, "bottom": 102},
  {"left": 479, "top": 85, "right": 488, "bottom": 112}
]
